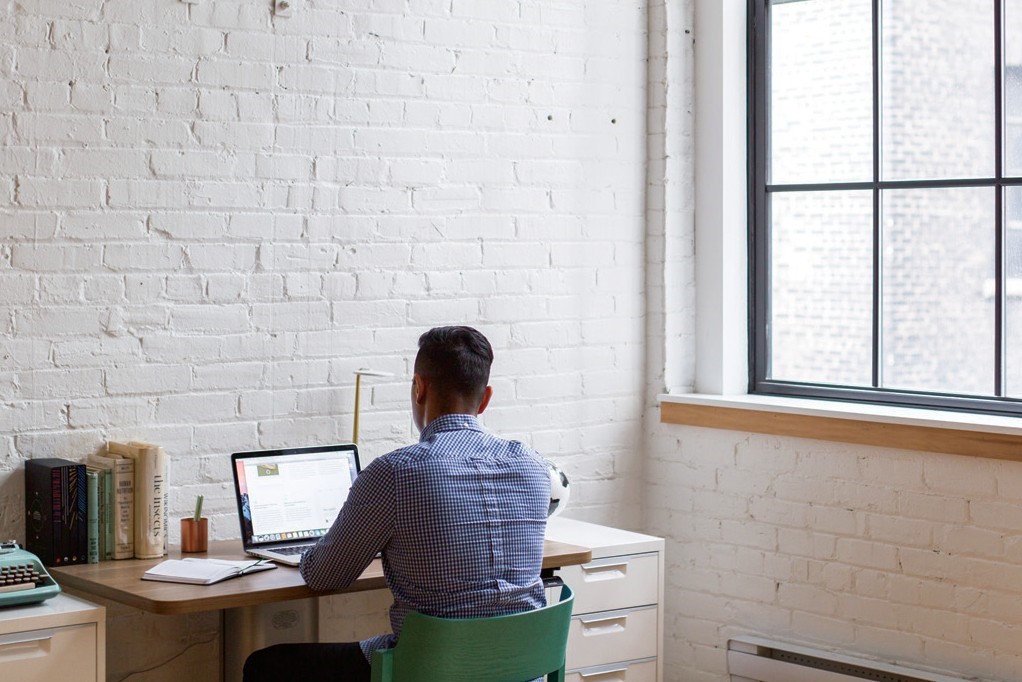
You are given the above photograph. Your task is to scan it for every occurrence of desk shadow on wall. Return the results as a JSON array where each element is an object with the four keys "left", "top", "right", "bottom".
[
  {"left": 61, "top": 586, "right": 394, "bottom": 681},
  {"left": 318, "top": 588, "right": 393, "bottom": 641},
  {"left": 65, "top": 587, "right": 220, "bottom": 682}
]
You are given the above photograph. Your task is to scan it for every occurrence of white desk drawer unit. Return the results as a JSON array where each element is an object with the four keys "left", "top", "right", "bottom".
[
  {"left": 0, "top": 593, "right": 105, "bottom": 682},
  {"left": 569, "top": 604, "right": 658, "bottom": 669},
  {"left": 547, "top": 518, "right": 665, "bottom": 682},
  {"left": 566, "top": 658, "right": 658, "bottom": 682},
  {"left": 1, "top": 622, "right": 98, "bottom": 681},
  {"left": 560, "top": 553, "right": 659, "bottom": 614}
]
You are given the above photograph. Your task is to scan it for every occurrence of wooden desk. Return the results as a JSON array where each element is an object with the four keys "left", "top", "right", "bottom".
[
  {"left": 50, "top": 539, "right": 592, "bottom": 615},
  {"left": 50, "top": 540, "right": 382, "bottom": 616},
  {"left": 50, "top": 538, "right": 592, "bottom": 681}
]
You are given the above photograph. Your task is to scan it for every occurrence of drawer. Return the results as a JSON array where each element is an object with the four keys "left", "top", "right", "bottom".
[
  {"left": 566, "top": 605, "right": 658, "bottom": 671},
  {"left": 0, "top": 623, "right": 98, "bottom": 682},
  {"left": 567, "top": 658, "right": 658, "bottom": 682},
  {"left": 559, "top": 552, "right": 659, "bottom": 614}
]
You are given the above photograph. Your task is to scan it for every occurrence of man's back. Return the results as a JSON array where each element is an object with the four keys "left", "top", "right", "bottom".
[
  {"left": 387, "top": 415, "right": 549, "bottom": 617},
  {"left": 300, "top": 414, "right": 550, "bottom": 657}
]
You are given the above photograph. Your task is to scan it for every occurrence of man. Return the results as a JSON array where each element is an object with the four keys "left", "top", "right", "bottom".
[{"left": 244, "top": 326, "right": 551, "bottom": 682}]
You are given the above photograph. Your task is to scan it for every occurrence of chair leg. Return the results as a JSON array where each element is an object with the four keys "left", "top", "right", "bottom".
[{"left": 370, "top": 650, "right": 393, "bottom": 682}]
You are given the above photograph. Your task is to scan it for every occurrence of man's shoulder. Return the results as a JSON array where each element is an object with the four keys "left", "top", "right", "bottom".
[
  {"left": 376, "top": 431, "right": 543, "bottom": 467},
  {"left": 369, "top": 441, "right": 431, "bottom": 468}
]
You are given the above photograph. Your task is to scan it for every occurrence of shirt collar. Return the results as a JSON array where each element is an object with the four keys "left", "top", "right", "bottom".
[{"left": 419, "top": 414, "right": 485, "bottom": 441}]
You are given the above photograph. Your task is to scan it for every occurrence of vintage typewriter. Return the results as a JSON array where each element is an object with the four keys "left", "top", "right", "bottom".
[{"left": 0, "top": 541, "right": 61, "bottom": 607}]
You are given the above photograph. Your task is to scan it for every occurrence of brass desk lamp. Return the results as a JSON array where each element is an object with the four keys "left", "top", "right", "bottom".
[{"left": 352, "top": 369, "right": 393, "bottom": 445}]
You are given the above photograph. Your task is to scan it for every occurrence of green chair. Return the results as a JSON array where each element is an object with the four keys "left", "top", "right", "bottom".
[{"left": 370, "top": 584, "right": 575, "bottom": 682}]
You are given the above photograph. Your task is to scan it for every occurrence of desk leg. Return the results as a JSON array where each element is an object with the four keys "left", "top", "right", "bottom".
[{"left": 222, "top": 597, "right": 320, "bottom": 682}]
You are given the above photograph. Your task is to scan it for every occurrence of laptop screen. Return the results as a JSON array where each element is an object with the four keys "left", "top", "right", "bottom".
[{"left": 231, "top": 444, "right": 360, "bottom": 548}]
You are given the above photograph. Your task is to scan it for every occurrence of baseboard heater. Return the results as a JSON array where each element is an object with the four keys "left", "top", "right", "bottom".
[{"left": 728, "top": 637, "right": 971, "bottom": 682}]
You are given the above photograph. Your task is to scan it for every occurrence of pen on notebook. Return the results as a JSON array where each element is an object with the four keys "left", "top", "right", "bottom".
[
  {"left": 240, "top": 559, "right": 270, "bottom": 576},
  {"left": 194, "top": 494, "right": 203, "bottom": 522}
]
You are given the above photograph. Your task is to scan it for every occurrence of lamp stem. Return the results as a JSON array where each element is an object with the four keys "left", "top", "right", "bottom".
[{"left": 352, "top": 372, "right": 362, "bottom": 444}]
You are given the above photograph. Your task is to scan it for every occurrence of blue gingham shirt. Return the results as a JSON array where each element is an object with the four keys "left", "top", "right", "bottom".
[{"left": 299, "top": 414, "right": 550, "bottom": 660}]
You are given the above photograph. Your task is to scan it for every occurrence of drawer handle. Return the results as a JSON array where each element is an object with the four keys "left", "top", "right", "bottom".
[
  {"left": 0, "top": 629, "right": 55, "bottom": 647},
  {"left": 580, "top": 561, "right": 629, "bottom": 582},
  {"left": 0, "top": 629, "right": 55, "bottom": 660},
  {"left": 579, "top": 614, "right": 628, "bottom": 635},
  {"left": 579, "top": 665, "right": 630, "bottom": 680}
]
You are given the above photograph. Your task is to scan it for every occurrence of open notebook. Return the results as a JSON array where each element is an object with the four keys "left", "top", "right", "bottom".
[{"left": 142, "top": 558, "right": 276, "bottom": 585}]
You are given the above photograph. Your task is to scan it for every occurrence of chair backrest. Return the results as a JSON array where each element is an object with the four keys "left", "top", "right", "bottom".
[{"left": 371, "top": 584, "right": 574, "bottom": 682}]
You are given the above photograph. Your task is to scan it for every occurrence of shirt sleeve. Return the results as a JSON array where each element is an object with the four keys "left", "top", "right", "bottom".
[{"left": 299, "top": 456, "right": 395, "bottom": 591}]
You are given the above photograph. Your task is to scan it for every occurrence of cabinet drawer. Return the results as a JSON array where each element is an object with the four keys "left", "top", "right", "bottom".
[
  {"left": 567, "top": 658, "right": 658, "bottom": 682},
  {"left": 560, "top": 552, "right": 659, "bottom": 614},
  {"left": 0, "top": 623, "right": 97, "bottom": 682},
  {"left": 566, "top": 606, "right": 658, "bottom": 671}
]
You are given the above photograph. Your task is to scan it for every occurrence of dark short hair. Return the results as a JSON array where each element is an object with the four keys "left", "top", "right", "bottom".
[{"left": 415, "top": 326, "right": 493, "bottom": 402}]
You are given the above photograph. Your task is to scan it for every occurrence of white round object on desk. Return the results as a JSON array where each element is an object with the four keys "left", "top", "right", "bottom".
[{"left": 545, "top": 459, "right": 571, "bottom": 518}]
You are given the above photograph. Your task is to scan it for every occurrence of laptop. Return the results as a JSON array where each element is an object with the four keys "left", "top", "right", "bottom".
[{"left": 231, "top": 443, "right": 360, "bottom": 566}]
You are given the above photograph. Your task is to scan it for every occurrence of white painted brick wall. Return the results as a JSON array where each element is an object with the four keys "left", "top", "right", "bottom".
[
  {"left": 647, "top": 422, "right": 1022, "bottom": 682},
  {"left": 3, "top": 0, "right": 646, "bottom": 676}
]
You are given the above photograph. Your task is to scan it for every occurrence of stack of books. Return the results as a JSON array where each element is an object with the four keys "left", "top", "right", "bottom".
[{"left": 83, "top": 441, "right": 168, "bottom": 562}]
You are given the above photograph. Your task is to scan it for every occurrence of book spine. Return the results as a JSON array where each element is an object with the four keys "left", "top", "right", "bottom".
[
  {"left": 50, "top": 468, "right": 61, "bottom": 562},
  {"left": 113, "top": 459, "right": 134, "bottom": 559},
  {"left": 59, "top": 464, "right": 87, "bottom": 565},
  {"left": 90, "top": 466, "right": 106, "bottom": 560},
  {"left": 86, "top": 469, "right": 99, "bottom": 564},
  {"left": 156, "top": 447, "right": 167, "bottom": 556},
  {"left": 132, "top": 445, "right": 166, "bottom": 559},
  {"left": 163, "top": 455, "right": 169, "bottom": 554},
  {"left": 102, "top": 468, "right": 113, "bottom": 560}
]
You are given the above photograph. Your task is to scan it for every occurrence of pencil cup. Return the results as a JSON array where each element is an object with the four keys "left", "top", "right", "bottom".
[{"left": 181, "top": 517, "right": 208, "bottom": 553}]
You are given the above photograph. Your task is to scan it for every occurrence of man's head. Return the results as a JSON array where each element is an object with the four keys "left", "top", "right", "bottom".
[{"left": 411, "top": 326, "right": 494, "bottom": 431}]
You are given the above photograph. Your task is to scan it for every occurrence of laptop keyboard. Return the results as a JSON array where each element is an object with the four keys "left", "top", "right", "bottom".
[{"left": 274, "top": 545, "right": 310, "bottom": 555}]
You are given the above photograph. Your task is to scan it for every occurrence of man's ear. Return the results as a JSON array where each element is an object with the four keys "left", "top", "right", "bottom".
[
  {"left": 413, "top": 374, "right": 427, "bottom": 406},
  {"left": 476, "top": 385, "right": 493, "bottom": 415}
]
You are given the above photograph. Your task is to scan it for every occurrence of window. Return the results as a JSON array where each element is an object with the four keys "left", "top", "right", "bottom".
[{"left": 749, "top": 0, "right": 1022, "bottom": 414}]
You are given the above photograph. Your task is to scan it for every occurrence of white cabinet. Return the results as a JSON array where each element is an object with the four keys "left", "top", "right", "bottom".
[
  {"left": 547, "top": 518, "right": 665, "bottom": 682},
  {"left": 0, "top": 593, "right": 105, "bottom": 682}
]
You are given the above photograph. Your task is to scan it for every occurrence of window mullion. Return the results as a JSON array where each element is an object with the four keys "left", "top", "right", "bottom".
[
  {"left": 872, "top": 0, "right": 882, "bottom": 389},
  {"left": 751, "top": 0, "right": 770, "bottom": 390},
  {"left": 995, "top": 0, "right": 1006, "bottom": 396}
]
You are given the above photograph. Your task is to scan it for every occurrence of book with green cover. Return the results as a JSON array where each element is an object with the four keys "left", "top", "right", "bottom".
[
  {"left": 86, "top": 468, "right": 99, "bottom": 564},
  {"left": 88, "top": 450, "right": 135, "bottom": 559},
  {"left": 91, "top": 465, "right": 108, "bottom": 560},
  {"left": 100, "top": 466, "right": 113, "bottom": 560}
]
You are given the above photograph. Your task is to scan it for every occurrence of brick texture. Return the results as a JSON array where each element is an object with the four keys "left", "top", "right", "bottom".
[
  {"left": 3, "top": 2, "right": 646, "bottom": 677},
  {"left": 2, "top": 0, "right": 647, "bottom": 534}
]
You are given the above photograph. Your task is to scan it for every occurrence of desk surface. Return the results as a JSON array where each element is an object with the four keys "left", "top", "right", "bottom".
[{"left": 50, "top": 539, "right": 592, "bottom": 616}]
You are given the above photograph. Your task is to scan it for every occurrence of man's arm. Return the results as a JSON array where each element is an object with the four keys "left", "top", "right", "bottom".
[{"left": 299, "top": 457, "right": 394, "bottom": 591}]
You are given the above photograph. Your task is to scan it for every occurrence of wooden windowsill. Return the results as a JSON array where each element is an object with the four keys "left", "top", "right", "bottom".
[{"left": 659, "top": 393, "right": 1022, "bottom": 462}]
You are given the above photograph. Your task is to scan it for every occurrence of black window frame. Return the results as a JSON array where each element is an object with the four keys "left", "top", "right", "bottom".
[{"left": 748, "top": 0, "right": 1022, "bottom": 416}]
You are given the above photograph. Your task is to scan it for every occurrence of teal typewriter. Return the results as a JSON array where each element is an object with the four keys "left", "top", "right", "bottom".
[{"left": 0, "top": 541, "right": 61, "bottom": 607}]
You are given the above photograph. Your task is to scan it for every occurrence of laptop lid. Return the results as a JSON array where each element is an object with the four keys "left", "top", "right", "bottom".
[{"left": 231, "top": 443, "right": 360, "bottom": 554}]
